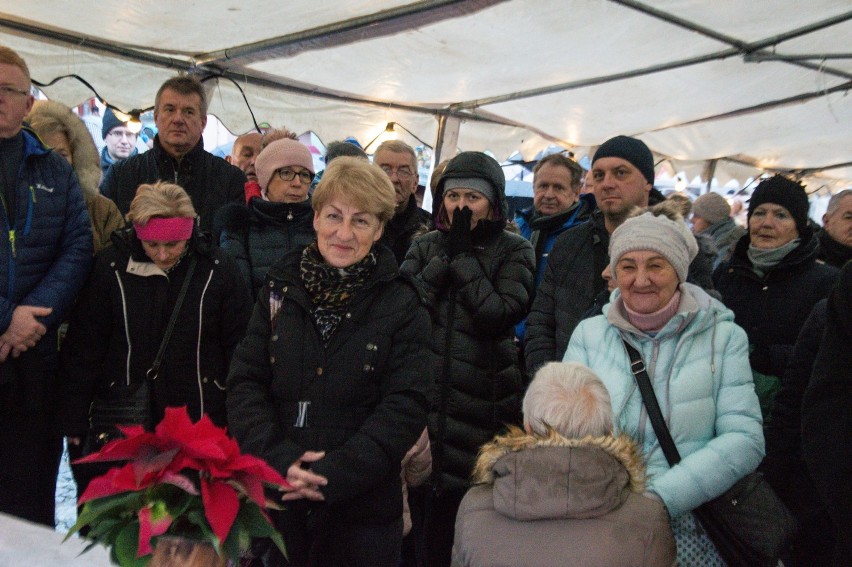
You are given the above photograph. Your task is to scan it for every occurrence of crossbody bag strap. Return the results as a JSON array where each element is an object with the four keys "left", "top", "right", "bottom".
[
  {"left": 146, "top": 256, "right": 198, "bottom": 381},
  {"left": 622, "top": 339, "right": 683, "bottom": 467}
]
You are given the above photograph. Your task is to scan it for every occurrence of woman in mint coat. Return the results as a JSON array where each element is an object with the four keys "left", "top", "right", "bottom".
[{"left": 563, "top": 212, "right": 764, "bottom": 566}]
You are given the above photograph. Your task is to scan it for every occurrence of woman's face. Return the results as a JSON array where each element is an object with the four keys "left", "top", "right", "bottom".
[
  {"left": 42, "top": 131, "right": 73, "bottom": 165},
  {"left": 443, "top": 188, "right": 492, "bottom": 228},
  {"left": 141, "top": 239, "right": 188, "bottom": 271},
  {"left": 266, "top": 166, "right": 312, "bottom": 204},
  {"left": 313, "top": 198, "right": 383, "bottom": 268},
  {"left": 615, "top": 250, "right": 679, "bottom": 314},
  {"left": 749, "top": 203, "right": 799, "bottom": 249}
]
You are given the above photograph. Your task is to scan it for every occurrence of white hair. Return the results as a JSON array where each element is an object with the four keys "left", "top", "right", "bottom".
[{"left": 523, "top": 362, "right": 613, "bottom": 438}]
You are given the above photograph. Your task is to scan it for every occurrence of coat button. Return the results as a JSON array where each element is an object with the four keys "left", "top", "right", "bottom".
[
  {"left": 202, "top": 377, "right": 209, "bottom": 383},
  {"left": 270, "top": 356, "right": 276, "bottom": 364},
  {"left": 345, "top": 313, "right": 352, "bottom": 319},
  {"left": 366, "top": 343, "right": 376, "bottom": 351},
  {"left": 363, "top": 364, "right": 373, "bottom": 371},
  {"left": 271, "top": 334, "right": 279, "bottom": 341},
  {"left": 316, "top": 367, "right": 323, "bottom": 376}
]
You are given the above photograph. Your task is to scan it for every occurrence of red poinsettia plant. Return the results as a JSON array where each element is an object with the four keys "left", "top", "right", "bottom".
[{"left": 65, "top": 406, "right": 290, "bottom": 566}]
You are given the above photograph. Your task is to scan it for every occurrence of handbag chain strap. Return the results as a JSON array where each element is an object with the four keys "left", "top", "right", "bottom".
[
  {"left": 623, "top": 339, "right": 682, "bottom": 467},
  {"left": 146, "top": 256, "right": 198, "bottom": 381}
]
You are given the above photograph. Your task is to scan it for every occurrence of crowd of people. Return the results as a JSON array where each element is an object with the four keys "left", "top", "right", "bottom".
[{"left": 1, "top": 44, "right": 850, "bottom": 567}]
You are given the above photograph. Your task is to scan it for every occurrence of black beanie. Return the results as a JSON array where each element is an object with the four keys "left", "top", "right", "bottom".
[
  {"left": 101, "top": 108, "right": 125, "bottom": 139},
  {"left": 748, "top": 175, "right": 811, "bottom": 237},
  {"left": 592, "top": 135, "right": 655, "bottom": 185}
]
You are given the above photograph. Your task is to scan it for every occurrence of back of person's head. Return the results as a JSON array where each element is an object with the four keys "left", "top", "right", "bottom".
[
  {"left": 825, "top": 189, "right": 852, "bottom": 216},
  {"left": 128, "top": 181, "right": 196, "bottom": 224},
  {"left": 324, "top": 140, "right": 368, "bottom": 164},
  {"left": 261, "top": 126, "right": 298, "bottom": 149},
  {"left": 155, "top": 75, "right": 207, "bottom": 115},
  {"left": 0, "top": 46, "right": 30, "bottom": 84},
  {"left": 523, "top": 362, "right": 613, "bottom": 438},
  {"left": 691, "top": 192, "right": 731, "bottom": 224}
]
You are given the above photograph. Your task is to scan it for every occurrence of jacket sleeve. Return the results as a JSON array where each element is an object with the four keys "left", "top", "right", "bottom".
[
  {"left": 649, "top": 323, "right": 765, "bottom": 518},
  {"left": 524, "top": 242, "right": 562, "bottom": 374},
  {"left": 58, "top": 253, "right": 116, "bottom": 435},
  {"left": 311, "top": 292, "right": 431, "bottom": 504},
  {"left": 448, "top": 235, "right": 534, "bottom": 333},
  {"left": 216, "top": 252, "right": 253, "bottom": 363},
  {"left": 99, "top": 161, "right": 118, "bottom": 200},
  {"left": 218, "top": 229, "right": 253, "bottom": 292},
  {"left": 400, "top": 236, "right": 450, "bottom": 308},
  {"left": 21, "top": 166, "right": 93, "bottom": 329}
]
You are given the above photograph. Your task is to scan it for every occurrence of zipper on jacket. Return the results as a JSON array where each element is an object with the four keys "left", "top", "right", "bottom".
[{"left": 433, "top": 285, "right": 457, "bottom": 495}]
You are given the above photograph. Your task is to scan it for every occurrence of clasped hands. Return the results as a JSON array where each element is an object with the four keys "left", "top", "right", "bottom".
[
  {"left": 282, "top": 451, "right": 328, "bottom": 502},
  {"left": 0, "top": 305, "right": 52, "bottom": 362}
]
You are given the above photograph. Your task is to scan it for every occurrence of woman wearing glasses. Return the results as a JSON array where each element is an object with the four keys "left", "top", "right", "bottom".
[{"left": 216, "top": 138, "right": 316, "bottom": 296}]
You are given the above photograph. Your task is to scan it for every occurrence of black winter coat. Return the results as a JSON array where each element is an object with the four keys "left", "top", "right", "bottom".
[
  {"left": 713, "top": 234, "right": 838, "bottom": 378},
  {"left": 227, "top": 245, "right": 431, "bottom": 524},
  {"left": 381, "top": 194, "right": 432, "bottom": 265},
  {"left": 59, "top": 229, "right": 252, "bottom": 434},
  {"left": 100, "top": 136, "right": 245, "bottom": 232},
  {"left": 215, "top": 197, "right": 315, "bottom": 296}
]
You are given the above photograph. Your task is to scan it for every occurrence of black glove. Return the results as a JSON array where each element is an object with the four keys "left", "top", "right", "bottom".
[{"left": 446, "top": 206, "right": 473, "bottom": 257}]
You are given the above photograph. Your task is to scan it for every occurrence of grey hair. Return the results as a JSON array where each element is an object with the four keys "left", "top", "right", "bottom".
[
  {"left": 826, "top": 189, "right": 852, "bottom": 216},
  {"left": 523, "top": 362, "right": 613, "bottom": 438}
]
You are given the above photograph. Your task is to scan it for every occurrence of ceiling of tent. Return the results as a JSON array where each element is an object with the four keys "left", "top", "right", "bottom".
[{"left": 2, "top": 0, "right": 850, "bottom": 190}]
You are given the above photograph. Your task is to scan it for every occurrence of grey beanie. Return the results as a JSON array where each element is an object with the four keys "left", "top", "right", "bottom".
[
  {"left": 609, "top": 212, "right": 699, "bottom": 283},
  {"left": 444, "top": 177, "right": 497, "bottom": 206},
  {"left": 692, "top": 192, "right": 731, "bottom": 225}
]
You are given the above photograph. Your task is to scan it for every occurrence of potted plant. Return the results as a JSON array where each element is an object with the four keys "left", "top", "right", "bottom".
[{"left": 65, "top": 406, "right": 289, "bottom": 566}]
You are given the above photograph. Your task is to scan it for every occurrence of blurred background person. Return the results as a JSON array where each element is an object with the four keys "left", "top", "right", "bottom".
[
  {"left": 690, "top": 191, "right": 745, "bottom": 269},
  {"left": 99, "top": 107, "right": 138, "bottom": 176},
  {"left": 401, "top": 151, "right": 535, "bottom": 567},
  {"left": 814, "top": 188, "right": 852, "bottom": 268},
  {"left": 565, "top": 212, "right": 764, "bottom": 565},
  {"left": 216, "top": 138, "right": 316, "bottom": 297},
  {"left": 227, "top": 157, "right": 431, "bottom": 566},
  {"left": 452, "top": 361, "right": 676, "bottom": 567}
]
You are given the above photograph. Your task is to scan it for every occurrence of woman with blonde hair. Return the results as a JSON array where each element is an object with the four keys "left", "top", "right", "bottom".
[
  {"left": 228, "top": 157, "right": 431, "bottom": 566},
  {"left": 59, "top": 181, "right": 252, "bottom": 493}
]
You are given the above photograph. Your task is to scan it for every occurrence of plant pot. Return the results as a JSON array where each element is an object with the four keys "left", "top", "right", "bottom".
[{"left": 149, "top": 536, "right": 228, "bottom": 567}]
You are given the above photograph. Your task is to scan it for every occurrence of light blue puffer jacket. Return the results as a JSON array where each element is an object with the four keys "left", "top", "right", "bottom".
[{"left": 563, "top": 283, "right": 764, "bottom": 518}]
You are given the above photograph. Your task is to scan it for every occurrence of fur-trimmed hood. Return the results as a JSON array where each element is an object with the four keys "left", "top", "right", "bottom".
[
  {"left": 470, "top": 426, "right": 646, "bottom": 521},
  {"left": 25, "top": 100, "right": 101, "bottom": 197}
]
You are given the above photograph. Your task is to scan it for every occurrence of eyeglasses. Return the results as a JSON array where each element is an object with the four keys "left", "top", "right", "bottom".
[
  {"left": 276, "top": 168, "right": 314, "bottom": 184},
  {"left": 107, "top": 129, "right": 137, "bottom": 140},
  {"left": 0, "top": 85, "right": 29, "bottom": 98},
  {"left": 379, "top": 165, "right": 415, "bottom": 180}
]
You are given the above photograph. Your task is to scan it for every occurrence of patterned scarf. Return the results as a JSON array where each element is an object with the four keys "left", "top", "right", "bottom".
[{"left": 300, "top": 243, "right": 377, "bottom": 342}]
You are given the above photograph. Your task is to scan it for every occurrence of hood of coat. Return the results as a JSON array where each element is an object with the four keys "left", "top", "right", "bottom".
[
  {"left": 471, "top": 426, "right": 645, "bottom": 521},
  {"left": 433, "top": 151, "right": 508, "bottom": 230},
  {"left": 25, "top": 100, "right": 102, "bottom": 197}
]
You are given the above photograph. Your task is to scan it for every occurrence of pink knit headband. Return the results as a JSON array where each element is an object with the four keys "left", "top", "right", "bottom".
[{"left": 134, "top": 217, "right": 194, "bottom": 241}]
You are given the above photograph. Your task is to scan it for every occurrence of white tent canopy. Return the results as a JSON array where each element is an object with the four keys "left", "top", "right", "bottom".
[{"left": 3, "top": 0, "right": 851, "bottom": 191}]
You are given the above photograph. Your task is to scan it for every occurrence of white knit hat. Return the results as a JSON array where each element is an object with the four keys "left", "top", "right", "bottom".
[{"left": 609, "top": 212, "right": 698, "bottom": 283}]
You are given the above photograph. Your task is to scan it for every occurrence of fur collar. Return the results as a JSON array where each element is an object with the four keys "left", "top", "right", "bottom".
[{"left": 472, "top": 425, "right": 646, "bottom": 493}]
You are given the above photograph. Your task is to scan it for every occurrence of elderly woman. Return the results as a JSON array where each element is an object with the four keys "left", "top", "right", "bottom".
[
  {"left": 564, "top": 212, "right": 764, "bottom": 566},
  {"left": 25, "top": 100, "right": 124, "bottom": 253},
  {"left": 401, "top": 151, "right": 535, "bottom": 567},
  {"left": 227, "top": 156, "right": 431, "bottom": 566},
  {"left": 216, "top": 138, "right": 316, "bottom": 296},
  {"left": 59, "top": 182, "right": 252, "bottom": 491}
]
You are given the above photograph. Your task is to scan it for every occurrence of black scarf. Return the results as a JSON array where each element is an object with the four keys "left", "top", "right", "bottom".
[
  {"left": 300, "top": 243, "right": 377, "bottom": 342},
  {"left": 818, "top": 228, "right": 852, "bottom": 268}
]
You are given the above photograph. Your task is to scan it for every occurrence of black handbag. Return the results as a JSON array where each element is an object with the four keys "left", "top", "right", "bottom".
[
  {"left": 82, "top": 257, "right": 197, "bottom": 454},
  {"left": 623, "top": 340, "right": 797, "bottom": 567}
]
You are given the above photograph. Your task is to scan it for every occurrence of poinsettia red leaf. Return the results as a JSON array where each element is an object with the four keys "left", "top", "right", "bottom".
[
  {"left": 78, "top": 464, "right": 142, "bottom": 504},
  {"left": 160, "top": 471, "right": 199, "bottom": 495},
  {"left": 130, "top": 447, "right": 180, "bottom": 484},
  {"left": 201, "top": 478, "right": 239, "bottom": 544},
  {"left": 155, "top": 407, "right": 229, "bottom": 462},
  {"left": 231, "top": 475, "right": 267, "bottom": 509},
  {"left": 228, "top": 454, "right": 289, "bottom": 487},
  {"left": 72, "top": 430, "right": 164, "bottom": 464},
  {"left": 137, "top": 505, "right": 172, "bottom": 557}
]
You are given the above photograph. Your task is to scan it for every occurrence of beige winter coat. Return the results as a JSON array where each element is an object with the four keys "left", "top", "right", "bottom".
[{"left": 452, "top": 427, "right": 676, "bottom": 567}]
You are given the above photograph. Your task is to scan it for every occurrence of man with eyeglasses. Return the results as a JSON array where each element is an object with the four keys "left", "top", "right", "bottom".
[
  {"left": 373, "top": 140, "right": 432, "bottom": 264},
  {"left": 99, "top": 107, "right": 138, "bottom": 175},
  {"left": 0, "top": 46, "right": 93, "bottom": 526},
  {"left": 100, "top": 76, "right": 245, "bottom": 233}
]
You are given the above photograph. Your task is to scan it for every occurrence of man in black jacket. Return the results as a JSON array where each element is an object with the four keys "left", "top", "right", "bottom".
[
  {"left": 100, "top": 76, "right": 245, "bottom": 232},
  {"left": 524, "top": 135, "right": 655, "bottom": 374}
]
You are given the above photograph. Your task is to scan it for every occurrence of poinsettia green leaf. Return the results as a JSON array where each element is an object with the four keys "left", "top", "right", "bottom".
[{"left": 114, "top": 523, "right": 149, "bottom": 567}]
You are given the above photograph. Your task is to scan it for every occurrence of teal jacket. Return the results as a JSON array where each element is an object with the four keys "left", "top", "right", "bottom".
[{"left": 563, "top": 283, "right": 764, "bottom": 518}]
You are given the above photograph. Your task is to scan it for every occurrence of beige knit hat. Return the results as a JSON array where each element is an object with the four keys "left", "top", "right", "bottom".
[
  {"left": 609, "top": 212, "right": 699, "bottom": 283},
  {"left": 692, "top": 192, "right": 731, "bottom": 225}
]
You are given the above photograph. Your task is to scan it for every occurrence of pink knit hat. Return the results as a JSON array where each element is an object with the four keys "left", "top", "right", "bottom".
[{"left": 254, "top": 138, "right": 315, "bottom": 191}]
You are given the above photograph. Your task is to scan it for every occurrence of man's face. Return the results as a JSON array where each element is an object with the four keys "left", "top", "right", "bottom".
[
  {"left": 823, "top": 195, "right": 852, "bottom": 248},
  {"left": 533, "top": 163, "right": 579, "bottom": 216},
  {"left": 104, "top": 125, "right": 137, "bottom": 160},
  {"left": 592, "top": 157, "right": 651, "bottom": 219},
  {"left": 0, "top": 63, "right": 34, "bottom": 139},
  {"left": 154, "top": 88, "right": 206, "bottom": 158},
  {"left": 227, "top": 132, "right": 263, "bottom": 182},
  {"left": 374, "top": 149, "right": 417, "bottom": 209}
]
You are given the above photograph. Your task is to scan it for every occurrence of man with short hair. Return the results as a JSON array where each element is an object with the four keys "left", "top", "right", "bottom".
[
  {"left": 816, "top": 189, "right": 852, "bottom": 268},
  {"left": 0, "top": 46, "right": 93, "bottom": 525},
  {"left": 99, "top": 107, "right": 138, "bottom": 175},
  {"left": 227, "top": 131, "right": 263, "bottom": 201},
  {"left": 452, "top": 362, "right": 676, "bottom": 566},
  {"left": 100, "top": 76, "right": 245, "bottom": 231},
  {"left": 373, "top": 140, "right": 432, "bottom": 264},
  {"left": 525, "top": 135, "right": 656, "bottom": 374}
]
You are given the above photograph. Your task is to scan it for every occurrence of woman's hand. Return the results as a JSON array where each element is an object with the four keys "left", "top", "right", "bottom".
[
  {"left": 281, "top": 451, "right": 328, "bottom": 502},
  {"left": 447, "top": 206, "right": 473, "bottom": 257}
]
